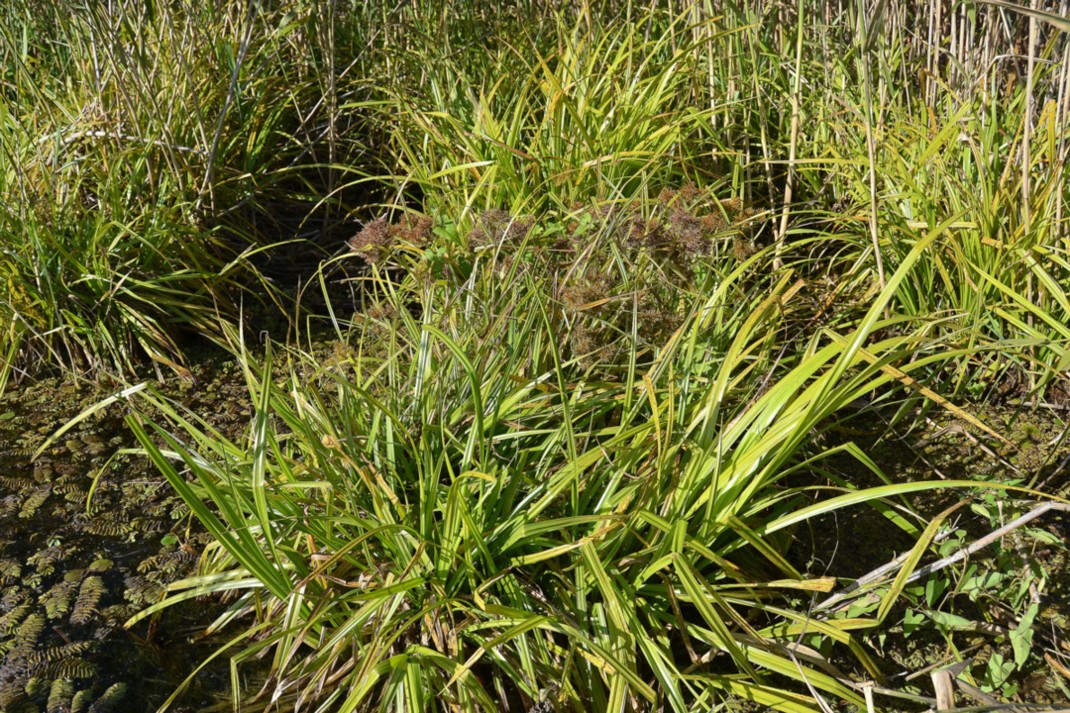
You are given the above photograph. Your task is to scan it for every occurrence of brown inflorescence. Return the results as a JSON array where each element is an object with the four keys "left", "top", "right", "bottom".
[
  {"left": 347, "top": 218, "right": 393, "bottom": 265},
  {"left": 345, "top": 188, "right": 763, "bottom": 369},
  {"left": 393, "top": 214, "right": 434, "bottom": 248},
  {"left": 467, "top": 209, "right": 534, "bottom": 250},
  {"left": 347, "top": 214, "right": 434, "bottom": 264},
  {"left": 652, "top": 183, "right": 758, "bottom": 263}
]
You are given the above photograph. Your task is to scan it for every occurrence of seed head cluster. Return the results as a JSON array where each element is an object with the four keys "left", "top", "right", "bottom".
[
  {"left": 345, "top": 186, "right": 761, "bottom": 368},
  {"left": 347, "top": 215, "right": 433, "bottom": 264}
]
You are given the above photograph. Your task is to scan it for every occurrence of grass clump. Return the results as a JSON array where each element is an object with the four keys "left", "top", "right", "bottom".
[
  {"left": 823, "top": 94, "right": 1070, "bottom": 399},
  {"left": 372, "top": 5, "right": 717, "bottom": 217},
  {"left": 123, "top": 204, "right": 1019, "bottom": 711},
  {"left": 0, "top": 1, "right": 369, "bottom": 380}
]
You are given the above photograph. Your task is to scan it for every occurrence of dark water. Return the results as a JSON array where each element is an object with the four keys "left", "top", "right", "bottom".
[{"left": 0, "top": 362, "right": 252, "bottom": 712}]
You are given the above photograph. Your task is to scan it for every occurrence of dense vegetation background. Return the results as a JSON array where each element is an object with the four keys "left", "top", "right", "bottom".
[{"left": 2, "top": 0, "right": 1070, "bottom": 711}]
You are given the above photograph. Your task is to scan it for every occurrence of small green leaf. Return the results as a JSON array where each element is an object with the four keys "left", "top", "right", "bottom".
[
  {"left": 902, "top": 609, "right": 924, "bottom": 637},
  {"left": 1011, "top": 603, "right": 1039, "bottom": 668},
  {"left": 924, "top": 577, "right": 947, "bottom": 607},
  {"left": 984, "top": 653, "right": 1013, "bottom": 691},
  {"left": 924, "top": 610, "right": 974, "bottom": 630},
  {"left": 1025, "top": 528, "right": 1061, "bottom": 546},
  {"left": 846, "top": 597, "right": 880, "bottom": 618}
]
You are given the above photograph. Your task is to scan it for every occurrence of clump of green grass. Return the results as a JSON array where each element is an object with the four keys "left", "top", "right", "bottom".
[
  {"left": 107, "top": 2, "right": 1062, "bottom": 703},
  {"left": 817, "top": 90, "right": 1070, "bottom": 399},
  {"left": 370, "top": 4, "right": 719, "bottom": 218},
  {"left": 0, "top": 1, "right": 369, "bottom": 380},
  {"left": 120, "top": 202, "right": 1026, "bottom": 711}
]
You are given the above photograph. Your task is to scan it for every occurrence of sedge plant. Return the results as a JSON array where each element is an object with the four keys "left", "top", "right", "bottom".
[
  {"left": 0, "top": 0, "right": 369, "bottom": 379},
  {"left": 114, "top": 206, "right": 1034, "bottom": 712}
]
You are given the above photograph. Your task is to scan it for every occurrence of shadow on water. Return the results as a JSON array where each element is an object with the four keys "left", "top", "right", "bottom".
[{"left": 0, "top": 356, "right": 254, "bottom": 712}]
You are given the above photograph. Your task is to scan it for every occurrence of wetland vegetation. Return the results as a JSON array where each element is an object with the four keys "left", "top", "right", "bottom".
[{"left": 2, "top": 0, "right": 1070, "bottom": 711}]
